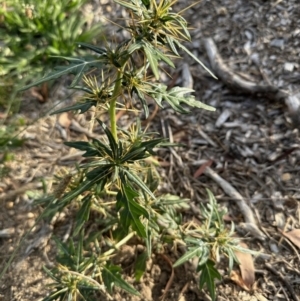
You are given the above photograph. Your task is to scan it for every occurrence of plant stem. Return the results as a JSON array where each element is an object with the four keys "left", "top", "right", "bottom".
[
  {"left": 109, "top": 69, "right": 123, "bottom": 142},
  {"left": 103, "top": 232, "right": 135, "bottom": 257}
]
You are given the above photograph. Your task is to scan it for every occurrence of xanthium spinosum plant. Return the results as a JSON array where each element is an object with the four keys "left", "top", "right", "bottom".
[{"left": 19, "top": 0, "right": 252, "bottom": 300}]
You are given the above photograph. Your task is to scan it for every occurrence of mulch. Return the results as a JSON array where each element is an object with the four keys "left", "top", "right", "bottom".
[{"left": 1, "top": 0, "right": 300, "bottom": 300}]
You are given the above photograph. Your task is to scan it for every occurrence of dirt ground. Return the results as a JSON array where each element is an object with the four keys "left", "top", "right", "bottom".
[{"left": 1, "top": 0, "right": 300, "bottom": 300}]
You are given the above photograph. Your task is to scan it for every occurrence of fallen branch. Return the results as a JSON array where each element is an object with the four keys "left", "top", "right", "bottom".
[{"left": 203, "top": 38, "right": 300, "bottom": 124}]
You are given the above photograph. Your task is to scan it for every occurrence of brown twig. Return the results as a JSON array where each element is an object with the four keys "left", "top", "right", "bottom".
[
  {"left": 265, "top": 263, "right": 300, "bottom": 301},
  {"left": 159, "top": 253, "right": 175, "bottom": 301}
]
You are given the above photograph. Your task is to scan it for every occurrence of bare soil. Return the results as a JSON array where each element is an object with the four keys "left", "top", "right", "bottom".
[{"left": 1, "top": 0, "right": 300, "bottom": 300}]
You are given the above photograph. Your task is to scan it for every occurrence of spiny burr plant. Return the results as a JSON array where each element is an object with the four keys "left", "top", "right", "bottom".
[{"left": 20, "top": 0, "right": 250, "bottom": 300}]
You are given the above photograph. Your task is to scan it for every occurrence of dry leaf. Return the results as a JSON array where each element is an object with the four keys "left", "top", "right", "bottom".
[
  {"left": 30, "top": 82, "right": 48, "bottom": 103},
  {"left": 193, "top": 159, "right": 213, "bottom": 178},
  {"left": 233, "top": 242, "right": 255, "bottom": 290},
  {"left": 281, "top": 229, "right": 300, "bottom": 249},
  {"left": 230, "top": 270, "right": 251, "bottom": 292},
  {"left": 30, "top": 87, "right": 44, "bottom": 102}
]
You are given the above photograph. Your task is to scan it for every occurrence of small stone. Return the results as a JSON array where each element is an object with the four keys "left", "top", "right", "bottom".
[
  {"left": 216, "top": 6, "right": 227, "bottom": 15},
  {"left": 27, "top": 212, "right": 35, "bottom": 219},
  {"left": 140, "top": 283, "right": 152, "bottom": 300},
  {"left": 27, "top": 219, "right": 35, "bottom": 228},
  {"left": 281, "top": 173, "right": 291, "bottom": 182},
  {"left": 284, "top": 62, "right": 294, "bottom": 72},
  {"left": 6, "top": 201, "right": 14, "bottom": 209},
  {"left": 270, "top": 38, "right": 285, "bottom": 49}
]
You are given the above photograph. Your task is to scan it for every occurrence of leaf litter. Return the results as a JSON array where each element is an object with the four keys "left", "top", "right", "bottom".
[{"left": 1, "top": 0, "right": 300, "bottom": 300}]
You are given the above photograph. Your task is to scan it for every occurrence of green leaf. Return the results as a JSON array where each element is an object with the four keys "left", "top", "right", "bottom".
[
  {"left": 91, "top": 138, "right": 114, "bottom": 158},
  {"left": 50, "top": 101, "right": 97, "bottom": 115},
  {"left": 102, "top": 263, "right": 140, "bottom": 296},
  {"left": 174, "top": 41, "right": 217, "bottom": 79},
  {"left": 173, "top": 247, "right": 203, "bottom": 268},
  {"left": 19, "top": 56, "right": 103, "bottom": 91},
  {"left": 74, "top": 195, "right": 92, "bottom": 236},
  {"left": 143, "top": 45, "right": 159, "bottom": 80},
  {"left": 64, "top": 141, "right": 100, "bottom": 157},
  {"left": 57, "top": 179, "right": 94, "bottom": 205},
  {"left": 120, "top": 147, "right": 147, "bottom": 163},
  {"left": 122, "top": 169, "right": 156, "bottom": 200},
  {"left": 135, "top": 89, "right": 149, "bottom": 118},
  {"left": 197, "top": 247, "right": 210, "bottom": 267},
  {"left": 140, "top": 138, "right": 163, "bottom": 152},
  {"left": 198, "top": 259, "right": 221, "bottom": 301},
  {"left": 117, "top": 184, "right": 149, "bottom": 238},
  {"left": 96, "top": 119, "right": 118, "bottom": 159},
  {"left": 152, "top": 85, "right": 215, "bottom": 113},
  {"left": 166, "top": 35, "right": 179, "bottom": 56},
  {"left": 76, "top": 229, "right": 85, "bottom": 269},
  {"left": 77, "top": 42, "right": 107, "bottom": 55},
  {"left": 141, "top": 0, "right": 150, "bottom": 8},
  {"left": 52, "top": 236, "right": 71, "bottom": 258},
  {"left": 154, "top": 48, "right": 175, "bottom": 68},
  {"left": 41, "top": 287, "right": 68, "bottom": 301},
  {"left": 135, "top": 251, "right": 148, "bottom": 281},
  {"left": 114, "top": 0, "right": 142, "bottom": 13},
  {"left": 42, "top": 266, "right": 60, "bottom": 283},
  {"left": 85, "top": 165, "right": 112, "bottom": 181}
]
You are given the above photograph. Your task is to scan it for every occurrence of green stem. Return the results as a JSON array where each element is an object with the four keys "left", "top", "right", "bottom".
[
  {"left": 109, "top": 69, "right": 123, "bottom": 142},
  {"left": 103, "top": 232, "right": 135, "bottom": 257}
]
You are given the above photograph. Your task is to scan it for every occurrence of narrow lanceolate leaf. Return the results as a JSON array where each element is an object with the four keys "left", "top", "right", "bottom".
[
  {"left": 96, "top": 119, "right": 118, "bottom": 159},
  {"left": 92, "top": 138, "right": 114, "bottom": 158},
  {"left": 50, "top": 101, "right": 97, "bottom": 115},
  {"left": 122, "top": 169, "right": 156, "bottom": 200},
  {"left": 174, "top": 41, "right": 217, "bottom": 79},
  {"left": 19, "top": 56, "right": 103, "bottom": 91},
  {"left": 135, "top": 251, "right": 148, "bottom": 281},
  {"left": 64, "top": 141, "right": 100, "bottom": 157},
  {"left": 74, "top": 195, "right": 92, "bottom": 236},
  {"left": 143, "top": 45, "right": 159, "bottom": 80},
  {"left": 173, "top": 247, "right": 203, "bottom": 268},
  {"left": 114, "top": 0, "right": 143, "bottom": 14},
  {"left": 198, "top": 259, "right": 221, "bottom": 301},
  {"left": 154, "top": 48, "right": 175, "bottom": 68},
  {"left": 102, "top": 263, "right": 140, "bottom": 296},
  {"left": 135, "top": 89, "right": 149, "bottom": 118},
  {"left": 120, "top": 147, "right": 147, "bottom": 163},
  {"left": 57, "top": 178, "right": 95, "bottom": 205},
  {"left": 41, "top": 287, "right": 68, "bottom": 301},
  {"left": 166, "top": 35, "right": 179, "bottom": 56},
  {"left": 77, "top": 42, "right": 107, "bottom": 55},
  {"left": 140, "top": 138, "right": 163, "bottom": 151},
  {"left": 86, "top": 165, "right": 112, "bottom": 181},
  {"left": 43, "top": 266, "right": 60, "bottom": 283},
  {"left": 117, "top": 184, "right": 149, "bottom": 238},
  {"left": 52, "top": 236, "right": 71, "bottom": 258}
]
